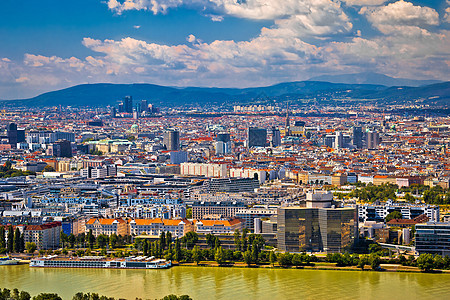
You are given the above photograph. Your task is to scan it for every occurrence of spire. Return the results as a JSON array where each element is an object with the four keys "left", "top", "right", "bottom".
[{"left": 285, "top": 101, "right": 290, "bottom": 136}]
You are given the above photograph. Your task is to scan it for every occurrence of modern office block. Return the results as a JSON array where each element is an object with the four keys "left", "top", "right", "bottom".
[
  {"left": 124, "top": 96, "right": 133, "bottom": 113},
  {"left": 367, "top": 131, "right": 380, "bottom": 150},
  {"left": 247, "top": 127, "right": 267, "bottom": 148},
  {"left": 352, "top": 126, "right": 363, "bottom": 149},
  {"left": 415, "top": 222, "right": 450, "bottom": 256},
  {"left": 164, "top": 130, "right": 180, "bottom": 151},
  {"left": 271, "top": 127, "right": 281, "bottom": 147},
  {"left": 277, "top": 206, "right": 357, "bottom": 253}
]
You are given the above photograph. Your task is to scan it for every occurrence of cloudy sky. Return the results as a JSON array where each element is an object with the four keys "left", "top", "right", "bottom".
[{"left": 0, "top": 0, "right": 449, "bottom": 99}]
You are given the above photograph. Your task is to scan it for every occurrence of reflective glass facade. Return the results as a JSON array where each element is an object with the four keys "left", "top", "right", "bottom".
[
  {"left": 278, "top": 207, "right": 357, "bottom": 253},
  {"left": 415, "top": 223, "right": 450, "bottom": 256}
]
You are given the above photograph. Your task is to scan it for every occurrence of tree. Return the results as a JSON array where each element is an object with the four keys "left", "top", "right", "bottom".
[
  {"left": 109, "top": 234, "right": 118, "bottom": 249},
  {"left": 186, "top": 208, "right": 192, "bottom": 219},
  {"left": 404, "top": 193, "right": 415, "bottom": 203},
  {"left": 269, "top": 251, "right": 276, "bottom": 267},
  {"left": 251, "top": 241, "right": 259, "bottom": 264},
  {"left": 60, "top": 231, "right": 68, "bottom": 249},
  {"left": 358, "top": 255, "right": 369, "bottom": 270},
  {"left": 417, "top": 253, "right": 435, "bottom": 272},
  {"left": 181, "top": 231, "right": 198, "bottom": 249},
  {"left": 26, "top": 242, "right": 37, "bottom": 254},
  {"left": 241, "top": 228, "right": 249, "bottom": 251},
  {"left": 292, "top": 254, "right": 303, "bottom": 267},
  {"left": 86, "top": 230, "right": 95, "bottom": 249},
  {"left": 166, "top": 231, "right": 172, "bottom": 250},
  {"left": 162, "top": 295, "right": 192, "bottom": 300},
  {"left": 206, "top": 234, "right": 215, "bottom": 249},
  {"left": 369, "top": 254, "right": 381, "bottom": 271},
  {"left": 96, "top": 234, "right": 109, "bottom": 249},
  {"left": 143, "top": 240, "right": 148, "bottom": 256},
  {"left": 0, "top": 226, "right": 5, "bottom": 249},
  {"left": 434, "top": 254, "right": 444, "bottom": 270},
  {"left": 385, "top": 211, "right": 402, "bottom": 222},
  {"left": 233, "top": 229, "right": 241, "bottom": 251},
  {"left": 192, "top": 245, "right": 201, "bottom": 265},
  {"left": 19, "top": 291, "right": 31, "bottom": 300},
  {"left": 243, "top": 250, "right": 252, "bottom": 266},
  {"left": 32, "top": 293, "right": 62, "bottom": 300},
  {"left": 214, "top": 246, "right": 225, "bottom": 265},
  {"left": 174, "top": 238, "right": 182, "bottom": 262},
  {"left": 13, "top": 227, "right": 21, "bottom": 253},
  {"left": 68, "top": 234, "right": 76, "bottom": 248},
  {"left": 7, "top": 225, "right": 14, "bottom": 253},
  {"left": 43, "top": 165, "right": 55, "bottom": 172},
  {"left": 278, "top": 253, "right": 293, "bottom": 267},
  {"left": 160, "top": 232, "right": 166, "bottom": 251}
]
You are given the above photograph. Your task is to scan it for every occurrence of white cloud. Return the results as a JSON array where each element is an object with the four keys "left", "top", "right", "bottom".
[
  {"left": 133, "top": 25, "right": 141, "bottom": 29},
  {"left": 444, "top": 7, "right": 450, "bottom": 23},
  {"left": 187, "top": 34, "right": 196, "bottom": 43},
  {"left": 341, "top": 0, "right": 387, "bottom": 6},
  {"left": 362, "top": 1, "right": 440, "bottom": 30},
  {"left": 106, "top": 0, "right": 346, "bottom": 23},
  {"left": 15, "top": 76, "right": 30, "bottom": 83}
]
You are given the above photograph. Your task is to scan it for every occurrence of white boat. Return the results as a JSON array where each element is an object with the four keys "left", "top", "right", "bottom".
[
  {"left": 30, "top": 255, "right": 172, "bottom": 269},
  {"left": 0, "top": 256, "right": 20, "bottom": 265}
]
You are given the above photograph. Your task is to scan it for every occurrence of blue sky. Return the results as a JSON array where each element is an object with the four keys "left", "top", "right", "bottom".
[{"left": 0, "top": 0, "right": 449, "bottom": 99}]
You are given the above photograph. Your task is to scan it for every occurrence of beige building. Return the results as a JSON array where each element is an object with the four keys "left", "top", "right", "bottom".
[
  {"left": 85, "top": 218, "right": 128, "bottom": 237},
  {"left": 129, "top": 218, "right": 193, "bottom": 238},
  {"left": 22, "top": 221, "right": 62, "bottom": 250},
  {"left": 194, "top": 219, "right": 244, "bottom": 235}
]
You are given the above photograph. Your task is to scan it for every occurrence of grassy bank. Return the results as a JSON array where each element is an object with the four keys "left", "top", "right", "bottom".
[{"left": 175, "top": 261, "right": 450, "bottom": 274}]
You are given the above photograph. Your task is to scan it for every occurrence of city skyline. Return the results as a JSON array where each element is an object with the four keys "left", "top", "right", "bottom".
[{"left": 0, "top": 0, "right": 449, "bottom": 99}]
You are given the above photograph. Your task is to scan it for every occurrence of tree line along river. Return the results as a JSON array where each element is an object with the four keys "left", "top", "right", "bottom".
[{"left": 1, "top": 264, "right": 450, "bottom": 299}]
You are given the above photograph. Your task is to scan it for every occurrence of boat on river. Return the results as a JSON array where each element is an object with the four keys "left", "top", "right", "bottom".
[
  {"left": 30, "top": 255, "right": 171, "bottom": 269},
  {"left": 0, "top": 256, "right": 20, "bottom": 265}
]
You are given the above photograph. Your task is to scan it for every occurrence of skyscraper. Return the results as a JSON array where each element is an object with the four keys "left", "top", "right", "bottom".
[
  {"left": 335, "top": 131, "right": 343, "bottom": 149},
  {"left": 271, "top": 127, "right": 281, "bottom": 147},
  {"left": 164, "top": 130, "right": 180, "bottom": 151},
  {"left": 352, "top": 126, "right": 363, "bottom": 149},
  {"left": 6, "top": 123, "right": 25, "bottom": 146},
  {"left": 217, "top": 132, "right": 231, "bottom": 143},
  {"left": 124, "top": 96, "right": 133, "bottom": 113},
  {"left": 367, "top": 131, "right": 380, "bottom": 150},
  {"left": 216, "top": 132, "right": 231, "bottom": 154},
  {"left": 140, "top": 100, "right": 148, "bottom": 113},
  {"left": 247, "top": 127, "right": 267, "bottom": 148}
]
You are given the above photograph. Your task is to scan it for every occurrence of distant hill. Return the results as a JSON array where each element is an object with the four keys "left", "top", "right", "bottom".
[
  {"left": 308, "top": 72, "right": 442, "bottom": 87},
  {"left": 0, "top": 80, "right": 448, "bottom": 107}
]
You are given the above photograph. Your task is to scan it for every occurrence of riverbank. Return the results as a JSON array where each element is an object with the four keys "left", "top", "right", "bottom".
[
  {"left": 9, "top": 255, "right": 450, "bottom": 274},
  {"left": 175, "top": 261, "right": 450, "bottom": 274}
]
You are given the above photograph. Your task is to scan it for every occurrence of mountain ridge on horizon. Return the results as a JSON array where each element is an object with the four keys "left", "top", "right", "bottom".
[
  {"left": 307, "top": 72, "right": 442, "bottom": 87},
  {"left": 0, "top": 72, "right": 448, "bottom": 107}
]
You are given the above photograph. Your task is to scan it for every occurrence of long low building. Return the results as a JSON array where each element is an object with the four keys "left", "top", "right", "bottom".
[
  {"left": 194, "top": 219, "right": 244, "bottom": 235},
  {"left": 85, "top": 218, "right": 128, "bottom": 236},
  {"left": 129, "top": 218, "right": 193, "bottom": 238},
  {"left": 358, "top": 200, "right": 439, "bottom": 222},
  {"left": 415, "top": 222, "right": 450, "bottom": 256},
  {"left": 192, "top": 201, "right": 246, "bottom": 219}
]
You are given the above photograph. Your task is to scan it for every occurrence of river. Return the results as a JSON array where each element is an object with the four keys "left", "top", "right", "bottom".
[{"left": 1, "top": 265, "right": 449, "bottom": 299}]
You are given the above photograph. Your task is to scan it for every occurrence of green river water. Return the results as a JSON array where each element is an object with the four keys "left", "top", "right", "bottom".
[{"left": 1, "top": 265, "right": 449, "bottom": 299}]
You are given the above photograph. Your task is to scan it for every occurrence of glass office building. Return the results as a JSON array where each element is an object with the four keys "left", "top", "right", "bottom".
[
  {"left": 277, "top": 207, "right": 357, "bottom": 253},
  {"left": 415, "top": 222, "right": 450, "bottom": 256}
]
